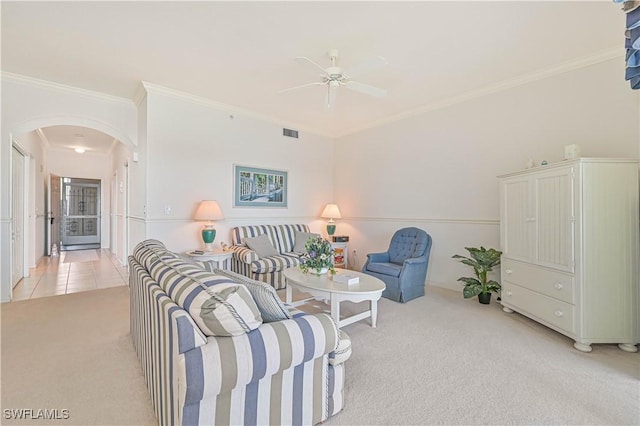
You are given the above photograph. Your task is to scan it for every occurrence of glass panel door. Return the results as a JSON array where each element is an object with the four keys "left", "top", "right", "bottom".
[{"left": 61, "top": 178, "right": 101, "bottom": 247}]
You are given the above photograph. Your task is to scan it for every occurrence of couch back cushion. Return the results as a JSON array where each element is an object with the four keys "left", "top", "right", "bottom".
[
  {"left": 243, "top": 234, "right": 279, "bottom": 258},
  {"left": 133, "top": 240, "right": 263, "bottom": 336},
  {"left": 231, "top": 224, "right": 310, "bottom": 254}
]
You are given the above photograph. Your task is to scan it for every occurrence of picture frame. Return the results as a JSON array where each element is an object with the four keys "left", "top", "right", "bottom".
[{"left": 233, "top": 165, "right": 288, "bottom": 208}]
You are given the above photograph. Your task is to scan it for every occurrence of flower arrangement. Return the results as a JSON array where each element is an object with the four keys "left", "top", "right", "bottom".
[{"left": 300, "top": 236, "right": 335, "bottom": 275}]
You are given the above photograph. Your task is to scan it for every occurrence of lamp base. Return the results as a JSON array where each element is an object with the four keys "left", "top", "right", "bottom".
[
  {"left": 326, "top": 224, "right": 336, "bottom": 236},
  {"left": 202, "top": 228, "right": 216, "bottom": 251}
]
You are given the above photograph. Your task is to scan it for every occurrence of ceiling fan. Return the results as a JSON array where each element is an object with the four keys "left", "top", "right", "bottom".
[{"left": 279, "top": 49, "right": 388, "bottom": 108}]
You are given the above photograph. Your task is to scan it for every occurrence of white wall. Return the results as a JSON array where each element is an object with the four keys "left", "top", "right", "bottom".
[
  {"left": 335, "top": 59, "right": 639, "bottom": 290},
  {"left": 141, "top": 86, "right": 335, "bottom": 253},
  {"left": 111, "top": 142, "right": 133, "bottom": 265}
]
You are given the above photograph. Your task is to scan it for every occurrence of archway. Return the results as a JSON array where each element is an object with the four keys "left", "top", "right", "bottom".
[{"left": 8, "top": 119, "right": 134, "bottom": 300}]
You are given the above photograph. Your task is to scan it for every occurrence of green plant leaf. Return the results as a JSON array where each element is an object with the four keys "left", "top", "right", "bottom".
[
  {"left": 485, "top": 280, "right": 502, "bottom": 292},
  {"left": 457, "top": 277, "right": 481, "bottom": 286},
  {"left": 463, "top": 284, "right": 482, "bottom": 298}
]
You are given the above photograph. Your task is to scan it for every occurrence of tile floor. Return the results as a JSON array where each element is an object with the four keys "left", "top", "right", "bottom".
[{"left": 11, "top": 249, "right": 128, "bottom": 301}]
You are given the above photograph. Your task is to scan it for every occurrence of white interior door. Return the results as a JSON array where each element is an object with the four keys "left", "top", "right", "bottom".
[{"left": 11, "top": 146, "right": 25, "bottom": 288}]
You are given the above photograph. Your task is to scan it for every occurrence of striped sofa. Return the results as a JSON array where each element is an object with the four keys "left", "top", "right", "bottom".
[
  {"left": 129, "top": 239, "right": 350, "bottom": 426},
  {"left": 228, "top": 224, "right": 310, "bottom": 290}
]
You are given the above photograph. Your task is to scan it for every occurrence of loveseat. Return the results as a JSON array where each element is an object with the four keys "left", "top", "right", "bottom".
[
  {"left": 129, "top": 239, "right": 350, "bottom": 426},
  {"left": 227, "top": 224, "right": 318, "bottom": 290}
]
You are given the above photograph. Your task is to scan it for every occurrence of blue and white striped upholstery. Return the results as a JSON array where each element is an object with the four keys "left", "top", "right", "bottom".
[
  {"left": 129, "top": 239, "right": 349, "bottom": 426},
  {"left": 229, "top": 224, "right": 310, "bottom": 289},
  {"left": 212, "top": 268, "right": 292, "bottom": 322},
  {"left": 136, "top": 241, "right": 263, "bottom": 336}
]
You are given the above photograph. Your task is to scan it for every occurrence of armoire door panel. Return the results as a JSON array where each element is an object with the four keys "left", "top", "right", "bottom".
[{"left": 534, "top": 168, "right": 575, "bottom": 273}]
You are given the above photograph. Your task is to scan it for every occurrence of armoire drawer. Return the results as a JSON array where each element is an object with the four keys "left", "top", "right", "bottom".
[
  {"left": 502, "top": 282, "right": 575, "bottom": 334},
  {"left": 502, "top": 259, "right": 575, "bottom": 304}
]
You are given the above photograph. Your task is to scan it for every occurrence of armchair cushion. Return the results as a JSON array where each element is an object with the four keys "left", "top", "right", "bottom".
[
  {"left": 243, "top": 234, "right": 279, "bottom": 258},
  {"left": 366, "top": 262, "right": 402, "bottom": 277}
]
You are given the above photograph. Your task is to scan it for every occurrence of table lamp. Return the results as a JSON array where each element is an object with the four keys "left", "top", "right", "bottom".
[
  {"left": 194, "top": 200, "right": 224, "bottom": 251},
  {"left": 321, "top": 203, "right": 342, "bottom": 236}
]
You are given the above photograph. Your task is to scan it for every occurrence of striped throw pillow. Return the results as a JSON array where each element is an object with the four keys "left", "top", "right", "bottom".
[
  {"left": 213, "top": 269, "right": 292, "bottom": 322},
  {"left": 140, "top": 245, "right": 263, "bottom": 336}
]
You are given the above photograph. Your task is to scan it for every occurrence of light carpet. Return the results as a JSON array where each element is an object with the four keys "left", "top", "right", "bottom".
[
  {"left": 62, "top": 250, "right": 99, "bottom": 263},
  {"left": 1, "top": 287, "right": 156, "bottom": 425},
  {"left": 1, "top": 286, "right": 638, "bottom": 425}
]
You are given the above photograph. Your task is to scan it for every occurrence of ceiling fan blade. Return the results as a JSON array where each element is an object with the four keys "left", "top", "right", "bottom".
[
  {"left": 295, "top": 56, "right": 328, "bottom": 75},
  {"left": 278, "top": 81, "right": 325, "bottom": 93},
  {"left": 344, "top": 80, "right": 387, "bottom": 98},
  {"left": 343, "top": 56, "right": 387, "bottom": 79}
]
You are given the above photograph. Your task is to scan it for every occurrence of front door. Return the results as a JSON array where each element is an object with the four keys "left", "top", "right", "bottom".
[{"left": 61, "top": 178, "right": 101, "bottom": 250}]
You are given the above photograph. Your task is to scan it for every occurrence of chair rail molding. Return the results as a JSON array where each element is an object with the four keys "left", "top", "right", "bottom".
[{"left": 346, "top": 216, "right": 499, "bottom": 226}]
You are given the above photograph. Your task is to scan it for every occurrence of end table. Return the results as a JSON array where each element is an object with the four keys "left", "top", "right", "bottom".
[{"left": 185, "top": 250, "right": 233, "bottom": 271}]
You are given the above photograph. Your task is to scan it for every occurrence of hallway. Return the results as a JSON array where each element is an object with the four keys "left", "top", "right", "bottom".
[{"left": 11, "top": 249, "right": 128, "bottom": 301}]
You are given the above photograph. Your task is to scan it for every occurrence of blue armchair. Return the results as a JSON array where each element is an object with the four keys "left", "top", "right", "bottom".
[{"left": 362, "top": 227, "right": 432, "bottom": 303}]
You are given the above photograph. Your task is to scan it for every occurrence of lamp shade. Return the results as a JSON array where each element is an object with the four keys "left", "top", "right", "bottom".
[
  {"left": 194, "top": 200, "right": 224, "bottom": 221},
  {"left": 321, "top": 203, "right": 342, "bottom": 220}
]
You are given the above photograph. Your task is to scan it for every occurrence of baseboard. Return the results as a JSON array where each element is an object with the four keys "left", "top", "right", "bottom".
[
  {"left": 61, "top": 244, "right": 101, "bottom": 251},
  {"left": 427, "top": 280, "right": 461, "bottom": 292}
]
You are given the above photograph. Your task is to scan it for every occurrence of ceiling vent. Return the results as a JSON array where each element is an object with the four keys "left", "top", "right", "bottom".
[{"left": 283, "top": 128, "right": 299, "bottom": 139}]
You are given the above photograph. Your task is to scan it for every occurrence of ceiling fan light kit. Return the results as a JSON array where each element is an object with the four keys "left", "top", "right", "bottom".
[{"left": 280, "top": 49, "right": 388, "bottom": 108}]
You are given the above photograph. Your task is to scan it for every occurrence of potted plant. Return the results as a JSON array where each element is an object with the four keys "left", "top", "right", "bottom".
[
  {"left": 300, "top": 236, "right": 336, "bottom": 275},
  {"left": 452, "top": 246, "right": 502, "bottom": 304}
]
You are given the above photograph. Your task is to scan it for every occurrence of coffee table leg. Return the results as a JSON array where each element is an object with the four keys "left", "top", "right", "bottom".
[
  {"left": 371, "top": 300, "right": 378, "bottom": 328},
  {"left": 286, "top": 281, "right": 293, "bottom": 304},
  {"left": 331, "top": 294, "right": 340, "bottom": 327}
]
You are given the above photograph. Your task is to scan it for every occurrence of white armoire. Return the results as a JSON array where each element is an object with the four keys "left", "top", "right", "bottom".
[{"left": 498, "top": 158, "right": 639, "bottom": 352}]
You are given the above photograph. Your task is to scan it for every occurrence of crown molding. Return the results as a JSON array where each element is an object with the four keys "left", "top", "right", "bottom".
[
  {"left": 336, "top": 47, "right": 624, "bottom": 138},
  {"left": 1, "top": 72, "right": 135, "bottom": 106},
  {"left": 140, "top": 81, "right": 331, "bottom": 138},
  {"left": 35, "top": 128, "right": 50, "bottom": 149},
  {"left": 133, "top": 82, "right": 147, "bottom": 107}
]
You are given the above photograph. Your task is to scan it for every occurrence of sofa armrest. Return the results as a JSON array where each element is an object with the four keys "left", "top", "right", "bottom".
[
  {"left": 228, "top": 245, "right": 259, "bottom": 263},
  {"left": 403, "top": 257, "right": 426, "bottom": 266},
  {"left": 182, "top": 313, "right": 339, "bottom": 402},
  {"left": 366, "top": 252, "right": 390, "bottom": 264},
  {"left": 399, "top": 256, "right": 428, "bottom": 284}
]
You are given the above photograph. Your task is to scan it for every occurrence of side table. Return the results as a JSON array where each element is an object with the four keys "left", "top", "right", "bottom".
[
  {"left": 330, "top": 242, "right": 348, "bottom": 269},
  {"left": 185, "top": 250, "right": 233, "bottom": 271}
]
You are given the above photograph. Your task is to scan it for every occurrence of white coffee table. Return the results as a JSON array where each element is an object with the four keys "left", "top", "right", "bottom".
[{"left": 284, "top": 267, "right": 386, "bottom": 328}]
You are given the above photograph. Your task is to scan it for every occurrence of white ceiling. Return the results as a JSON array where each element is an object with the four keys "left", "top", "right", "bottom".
[{"left": 1, "top": 1, "right": 626, "bottom": 147}]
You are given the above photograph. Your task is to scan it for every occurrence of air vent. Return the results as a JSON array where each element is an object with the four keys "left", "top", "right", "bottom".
[{"left": 283, "top": 128, "right": 299, "bottom": 139}]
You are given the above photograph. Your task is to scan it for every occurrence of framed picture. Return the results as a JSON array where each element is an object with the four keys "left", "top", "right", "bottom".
[{"left": 233, "top": 165, "right": 288, "bottom": 208}]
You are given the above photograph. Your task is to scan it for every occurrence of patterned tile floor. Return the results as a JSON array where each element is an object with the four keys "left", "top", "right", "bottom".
[{"left": 11, "top": 249, "right": 128, "bottom": 301}]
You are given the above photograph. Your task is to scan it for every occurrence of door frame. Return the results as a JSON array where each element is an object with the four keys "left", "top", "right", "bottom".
[{"left": 11, "top": 141, "right": 30, "bottom": 289}]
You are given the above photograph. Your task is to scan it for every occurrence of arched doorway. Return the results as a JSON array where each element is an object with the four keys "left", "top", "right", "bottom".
[{"left": 9, "top": 123, "right": 133, "bottom": 297}]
